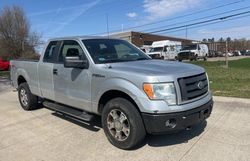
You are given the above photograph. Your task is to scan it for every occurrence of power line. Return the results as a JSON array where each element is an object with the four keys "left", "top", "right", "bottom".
[
  {"left": 123, "top": 0, "right": 245, "bottom": 30},
  {"left": 148, "top": 10, "right": 250, "bottom": 34},
  {"left": 90, "top": 0, "right": 245, "bottom": 35},
  {"left": 114, "top": 12, "right": 250, "bottom": 40},
  {"left": 141, "top": 5, "right": 250, "bottom": 32},
  {"left": 158, "top": 14, "right": 250, "bottom": 35}
]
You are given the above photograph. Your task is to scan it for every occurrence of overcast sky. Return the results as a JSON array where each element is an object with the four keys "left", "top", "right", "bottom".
[{"left": 0, "top": 0, "right": 249, "bottom": 41}]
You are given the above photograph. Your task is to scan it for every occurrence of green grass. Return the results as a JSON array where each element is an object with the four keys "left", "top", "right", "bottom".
[
  {"left": 0, "top": 71, "right": 10, "bottom": 78},
  {"left": 188, "top": 58, "right": 250, "bottom": 98}
]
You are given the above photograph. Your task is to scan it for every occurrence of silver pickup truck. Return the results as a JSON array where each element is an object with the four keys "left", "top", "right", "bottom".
[{"left": 11, "top": 36, "right": 213, "bottom": 149}]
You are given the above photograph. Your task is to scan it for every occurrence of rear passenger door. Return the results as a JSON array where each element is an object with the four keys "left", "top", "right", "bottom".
[
  {"left": 38, "top": 41, "right": 61, "bottom": 100},
  {"left": 53, "top": 40, "right": 92, "bottom": 112}
]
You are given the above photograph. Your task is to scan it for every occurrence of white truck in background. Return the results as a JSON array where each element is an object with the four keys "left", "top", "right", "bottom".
[
  {"left": 177, "top": 43, "right": 209, "bottom": 61},
  {"left": 147, "top": 40, "right": 182, "bottom": 60},
  {"left": 140, "top": 45, "right": 152, "bottom": 53}
]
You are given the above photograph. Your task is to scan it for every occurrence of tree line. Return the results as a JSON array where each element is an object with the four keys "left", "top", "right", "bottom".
[
  {"left": 0, "top": 6, "right": 42, "bottom": 60},
  {"left": 202, "top": 37, "right": 250, "bottom": 51}
]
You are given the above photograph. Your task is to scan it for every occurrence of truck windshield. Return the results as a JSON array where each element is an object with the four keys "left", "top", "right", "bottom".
[
  {"left": 82, "top": 39, "right": 150, "bottom": 64},
  {"left": 149, "top": 47, "right": 163, "bottom": 52},
  {"left": 182, "top": 45, "right": 197, "bottom": 51}
]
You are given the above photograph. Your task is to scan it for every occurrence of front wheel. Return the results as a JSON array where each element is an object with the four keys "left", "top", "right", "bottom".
[
  {"left": 18, "top": 82, "right": 39, "bottom": 110},
  {"left": 204, "top": 55, "right": 207, "bottom": 61},
  {"left": 102, "top": 98, "right": 146, "bottom": 149}
]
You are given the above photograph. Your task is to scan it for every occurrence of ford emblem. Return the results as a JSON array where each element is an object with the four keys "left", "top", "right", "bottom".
[{"left": 197, "top": 81, "right": 204, "bottom": 89}]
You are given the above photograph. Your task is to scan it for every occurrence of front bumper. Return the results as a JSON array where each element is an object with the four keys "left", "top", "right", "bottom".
[
  {"left": 142, "top": 99, "right": 213, "bottom": 134},
  {"left": 178, "top": 52, "right": 195, "bottom": 60}
]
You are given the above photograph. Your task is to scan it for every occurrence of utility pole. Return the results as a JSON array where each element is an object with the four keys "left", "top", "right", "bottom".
[
  {"left": 185, "top": 26, "right": 188, "bottom": 39},
  {"left": 106, "top": 14, "right": 109, "bottom": 38},
  {"left": 225, "top": 40, "right": 228, "bottom": 68}
]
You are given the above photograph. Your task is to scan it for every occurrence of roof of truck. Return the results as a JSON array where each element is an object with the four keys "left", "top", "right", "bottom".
[{"left": 48, "top": 36, "right": 118, "bottom": 41}]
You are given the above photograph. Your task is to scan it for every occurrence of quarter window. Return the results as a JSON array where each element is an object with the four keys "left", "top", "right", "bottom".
[{"left": 43, "top": 41, "right": 59, "bottom": 62}]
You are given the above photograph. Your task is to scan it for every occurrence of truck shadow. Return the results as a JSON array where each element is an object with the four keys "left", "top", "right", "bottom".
[
  {"left": 144, "top": 121, "right": 207, "bottom": 147},
  {"left": 51, "top": 112, "right": 207, "bottom": 149}
]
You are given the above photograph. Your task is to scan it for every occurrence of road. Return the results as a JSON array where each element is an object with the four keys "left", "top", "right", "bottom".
[
  {"left": 0, "top": 84, "right": 250, "bottom": 161},
  {"left": 207, "top": 56, "right": 249, "bottom": 62}
]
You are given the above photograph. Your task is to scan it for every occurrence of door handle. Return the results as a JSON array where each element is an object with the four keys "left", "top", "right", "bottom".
[{"left": 53, "top": 69, "right": 58, "bottom": 75}]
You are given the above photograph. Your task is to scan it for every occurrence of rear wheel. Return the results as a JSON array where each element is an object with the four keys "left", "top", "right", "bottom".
[
  {"left": 102, "top": 98, "right": 146, "bottom": 149},
  {"left": 18, "top": 82, "right": 39, "bottom": 110}
]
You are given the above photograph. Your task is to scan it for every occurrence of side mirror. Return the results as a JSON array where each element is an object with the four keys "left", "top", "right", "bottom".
[{"left": 64, "top": 56, "right": 89, "bottom": 69}]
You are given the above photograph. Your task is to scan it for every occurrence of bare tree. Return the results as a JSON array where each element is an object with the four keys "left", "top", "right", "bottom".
[{"left": 0, "top": 5, "right": 41, "bottom": 60}]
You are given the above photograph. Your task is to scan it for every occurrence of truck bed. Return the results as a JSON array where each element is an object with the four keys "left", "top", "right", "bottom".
[{"left": 10, "top": 60, "right": 40, "bottom": 96}]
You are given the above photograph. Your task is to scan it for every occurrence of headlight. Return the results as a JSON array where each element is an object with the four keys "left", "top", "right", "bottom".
[{"left": 143, "top": 83, "right": 177, "bottom": 105}]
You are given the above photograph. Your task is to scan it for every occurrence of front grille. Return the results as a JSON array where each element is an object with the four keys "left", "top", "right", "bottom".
[
  {"left": 179, "top": 52, "right": 190, "bottom": 56},
  {"left": 178, "top": 73, "right": 208, "bottom": 102}
]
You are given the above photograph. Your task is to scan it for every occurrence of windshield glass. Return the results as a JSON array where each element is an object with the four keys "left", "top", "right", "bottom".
[
  {"left": 182, "top": 44, "right": 197, "bottom": 50},
  {"left": 149, "top": 47, "right": 163, "bottom": 52},
  {"left": 82, "top": 39, "right": 150, "bottom": 64}
]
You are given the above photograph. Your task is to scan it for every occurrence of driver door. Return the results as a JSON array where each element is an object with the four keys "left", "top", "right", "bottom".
[{"left": 53, "top": 40, "right": 92, "bottom": 111}]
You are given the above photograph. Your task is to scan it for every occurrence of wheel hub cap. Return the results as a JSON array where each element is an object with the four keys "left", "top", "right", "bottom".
[
  {"left": 20, "top": 88, "right": 28, "bottom": 106},
  {"left": 114, "top": 120, "right": 122, "bottom": 131},
  {"left": 107, "top": 109, "right": 130, "bottom": 141}
]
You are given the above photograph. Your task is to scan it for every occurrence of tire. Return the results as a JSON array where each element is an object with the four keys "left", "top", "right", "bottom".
[
  {"left": 18, "top": 82, "right": 39, "bottom": 110},
  {"left": 204, "top": 55, "right": 207, "bottom": 61},
  {"left": 194, "top": 55, "right": 198, "bottom": 61},
  {"left": 102, "top": 98, "right": 146, "bottom": 150}
]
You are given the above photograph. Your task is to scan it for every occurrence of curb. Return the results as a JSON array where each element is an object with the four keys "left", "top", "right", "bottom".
[{"left": 213, "top": 96, "right": 250, "bottom": 104}]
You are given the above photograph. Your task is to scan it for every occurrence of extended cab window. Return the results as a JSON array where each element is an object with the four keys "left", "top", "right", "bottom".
[
  {"left": 58, "top": 40, "right": 86, "bottom": 62},
  {"left": 43, "top": 41, "right": 60, "bottom": 62}
]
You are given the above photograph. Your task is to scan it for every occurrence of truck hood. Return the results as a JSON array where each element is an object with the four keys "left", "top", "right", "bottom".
[{"left": 108, "top": 60, "right": 205, "bottom": 77}]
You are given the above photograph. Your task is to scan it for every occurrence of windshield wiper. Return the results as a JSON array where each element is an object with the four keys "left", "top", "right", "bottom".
[{"left": 101, "top": 59, "right": 128, "bottom": 63}]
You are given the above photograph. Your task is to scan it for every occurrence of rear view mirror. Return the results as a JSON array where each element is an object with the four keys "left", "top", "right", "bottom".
[{"left": 64, "top": 56, "right": 89, "bottom": 69}]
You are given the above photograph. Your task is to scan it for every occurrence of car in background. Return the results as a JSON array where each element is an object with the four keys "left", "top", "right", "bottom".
[
  {"left": 240, "top": 50, "right": 246, "bottom": 55},
  {"left": 223, "top": 52, "right": 233, "bottom": 57},
  {"left": 215, "top": 51, "right": 223, "bottom": 57},
  {"left": 244, "top": 50, "right": 250, "bottom": 56},
  {"left": 233, "top": 51, "right": 241, "bottom": 56},
  {"left": 241, "top": 50, "right": 250, "bottom": 56},
  {"left": 0, "top": 58, "right": 10, "bottom": 71},
  {"left": 208, "top": 50, "right": 216, "bottom": 57}
]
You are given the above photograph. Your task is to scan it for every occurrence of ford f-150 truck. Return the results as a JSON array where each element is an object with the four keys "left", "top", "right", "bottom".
[{"left": 10, "top": 36, "right": 213, "bottom": 149}]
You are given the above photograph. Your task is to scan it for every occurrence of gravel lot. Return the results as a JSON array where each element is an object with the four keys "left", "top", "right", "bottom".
[{"left": 0, "top": 82, "right": 250, "bottom": 161}]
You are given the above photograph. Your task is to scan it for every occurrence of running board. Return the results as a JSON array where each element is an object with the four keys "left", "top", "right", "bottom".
[{"left": 43, "top": 101, "right": 93, "bottom": 122}]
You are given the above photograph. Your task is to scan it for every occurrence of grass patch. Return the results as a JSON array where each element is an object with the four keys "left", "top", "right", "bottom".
[
  {"left": 0, "top": 71, "right": 10, "bottom": 78},
  {"left": 188, "top": 58, "right": 250, "bottom": 98}
]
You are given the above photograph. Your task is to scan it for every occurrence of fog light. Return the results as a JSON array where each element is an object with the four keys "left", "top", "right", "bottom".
[{"left": 165, "top": 119, "right": 177, "bottom": 128}]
